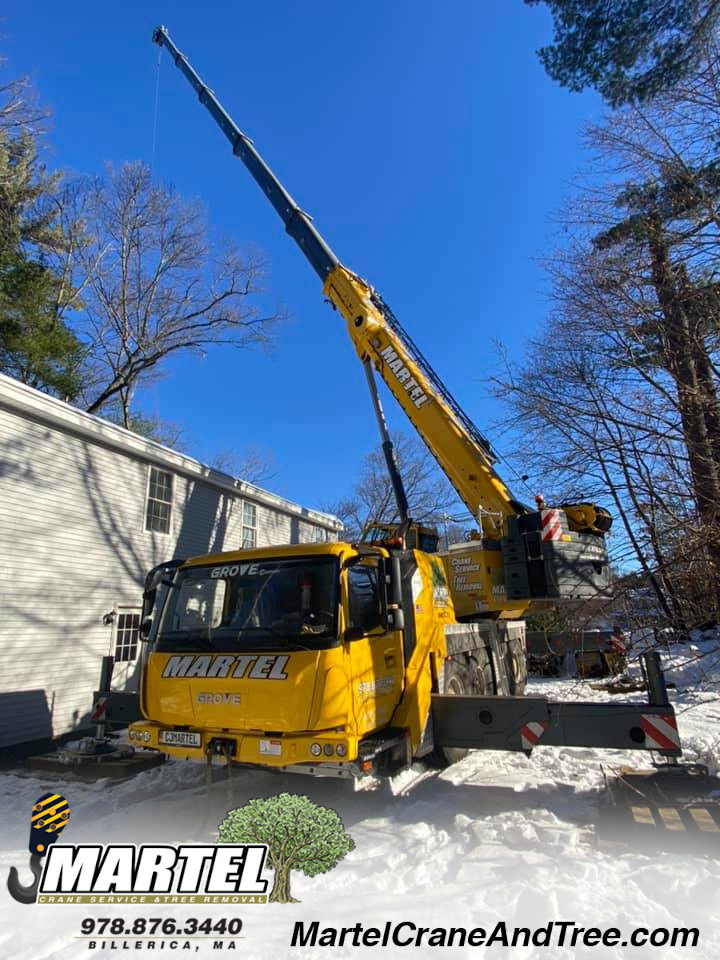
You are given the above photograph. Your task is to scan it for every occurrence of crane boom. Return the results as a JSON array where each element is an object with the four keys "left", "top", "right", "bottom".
[
  {"left": 151, "top": 26, "right": 338, "bottom": 283},
  {"left": 152, "top": 25, "right": 525, "bottom": 535}
]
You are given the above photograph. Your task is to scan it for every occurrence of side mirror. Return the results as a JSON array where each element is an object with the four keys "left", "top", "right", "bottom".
[
  {"left": 141, "top": 557, "right": 184, "bottom": 619},
  {"left": 140, "top": 617, "right": 153, "bottom": 640},
  {"left": 384, "top": 555, "right": 405, "bottom": 632},
  {"left": 141, "top": 587, "right": 157, "bottom": 622}
]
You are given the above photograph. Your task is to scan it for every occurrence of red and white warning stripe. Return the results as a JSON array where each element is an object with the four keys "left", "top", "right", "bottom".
[
  {"left": 91, "top": 697, "right": 109, "bottom": 723},
  {"left": 640, "top": 714, "right": 680, "bottom": 752},
  {"left": 541, "top": 509, "right": 563, "bottom": 542},
  {"left": 520, "top": 721, "right": 548, "bottom": 751}
]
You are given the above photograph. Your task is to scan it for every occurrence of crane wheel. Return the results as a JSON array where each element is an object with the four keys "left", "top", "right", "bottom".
[
  {"left": 505, "top": 636, "right": 528, "bottom": 695},
  {"left": 470, "top": 647, "right": 494, "bottom": 696},
  {"left": 427, "top": 652, "right": 492, "bottom": 769}
]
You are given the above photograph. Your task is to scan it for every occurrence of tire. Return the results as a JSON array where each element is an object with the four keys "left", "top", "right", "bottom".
[
  {"left": 505, "top": 636, "right": 528, "bottom": 695},
  {"left": 469, "top": 646, "right": 493, "bottom": 696},
  {"left": 427, "top": 654, "right": 490, "bottom": 768}
]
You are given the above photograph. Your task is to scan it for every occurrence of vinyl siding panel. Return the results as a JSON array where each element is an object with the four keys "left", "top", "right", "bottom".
[{"left": 0, "top": 375, "right": 341, "bottom": 748}]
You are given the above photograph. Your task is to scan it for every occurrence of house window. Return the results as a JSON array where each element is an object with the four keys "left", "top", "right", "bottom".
[
  {"left": 242, "top": 501, "right": 257, "bottom": 548},
  {"left": 146, "top": 467, "right": 173, "bottom": 533},
  {"left": 114, "top": 611, "right": 141, "bottom": 662}
]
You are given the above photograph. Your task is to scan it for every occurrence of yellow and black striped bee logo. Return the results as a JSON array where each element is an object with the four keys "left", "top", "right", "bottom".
[{"left": 29, "top": 793, "right": 70, "bottom": 856}]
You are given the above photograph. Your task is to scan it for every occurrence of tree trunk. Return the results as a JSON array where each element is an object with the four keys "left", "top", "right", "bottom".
[
  {"left": 268, "top": 863, "right": 299, "bottom": 904},
  {"left": 691, "top": 334, "right": 720, "bottom": 469},
  {"left": 646, "top": 219, "right": 720, "bottom": 601},
  {"left": 678, "top": 266, "right": 720, "bottom": 471},
  {"left": 120, "top": 386, "right": 131, "bottom": 429}
]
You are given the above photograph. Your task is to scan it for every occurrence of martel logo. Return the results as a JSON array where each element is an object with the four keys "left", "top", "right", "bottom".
[
  {"left": 162, "top": 654, "right": 289, "bottom": 680},
  {"left": 378, "top": 345, "right": 429, "bottom": 408},
  {"left": 37, "top": 844, "right": 269, "bottom": 904}
]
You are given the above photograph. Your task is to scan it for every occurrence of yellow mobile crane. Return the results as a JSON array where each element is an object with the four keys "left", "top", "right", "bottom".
[
  {"left": 150, "top": 27, "right": 611, "bottom": 623},
  {"left": 125, "top": 28, "right": 682, "bottom": 778}
]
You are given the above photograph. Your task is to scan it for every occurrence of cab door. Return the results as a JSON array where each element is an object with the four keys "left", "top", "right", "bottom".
[{"left": 344, "top": 560, "right": 404, "bottom": 735}]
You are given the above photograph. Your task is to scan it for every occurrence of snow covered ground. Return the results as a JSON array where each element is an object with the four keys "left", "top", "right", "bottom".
[{"left": 2, "top": 636, "right": 719, "bottom": 959}]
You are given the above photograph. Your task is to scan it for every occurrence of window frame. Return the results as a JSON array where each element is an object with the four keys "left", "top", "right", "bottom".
[
  {"left": 113, "top": 607, "right": 143, "bottom": 663},
  {"left": 346, "top": 562, "right": 384, "bottom": 637},
  {"left": 241, "top": 500, "right": 257, "bottom": 549},
  {"left": 145, "top": 465, "right": 174, "bottom": 535},
  {"left": 154, "top": 555, "right": 341, "bottom": 653}
]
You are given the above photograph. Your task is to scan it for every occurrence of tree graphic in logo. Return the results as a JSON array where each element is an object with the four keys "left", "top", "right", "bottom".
[
  {"left": 217, "top": 794, "right": 354, "bottom": 903},
  {"left": 430, "top": 559, "right": 449, "bottom": 605}
]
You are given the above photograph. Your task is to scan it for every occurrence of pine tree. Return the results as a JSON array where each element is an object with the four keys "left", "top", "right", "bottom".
[
  {"left": 526, "top": 1, "right": 720, "bottom": 105},
  {"left": 0, "top": 128, "right": 82, "bottom": 398}
]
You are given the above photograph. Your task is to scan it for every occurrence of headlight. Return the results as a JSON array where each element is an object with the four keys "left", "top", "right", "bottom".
[
  {"left": 323, "top": 744, "right": 333, "bottom": 757},
  {"left": 142, "top": 731, "right": 151, "bottom": 742},
  {"left": 336, "top": 743, "right": 347, "bottom": 757},
  {"left": 310, "top": 743, "right": 322, "bottom": 757}
]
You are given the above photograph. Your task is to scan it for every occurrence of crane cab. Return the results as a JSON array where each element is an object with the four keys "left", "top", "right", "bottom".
[
  {"left": 362, "top": 521, "right": 440, "bottom": 553},
  {"left": 129, "top": 542, "right": 452, "bottom": 774}
]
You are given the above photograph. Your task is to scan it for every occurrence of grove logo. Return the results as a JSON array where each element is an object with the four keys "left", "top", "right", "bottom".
[{"left": 217, "top": 794, "right": 355, "bottom": 903}]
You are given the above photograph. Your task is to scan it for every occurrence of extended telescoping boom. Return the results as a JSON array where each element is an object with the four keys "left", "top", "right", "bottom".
[
  {"left": 152, "top": 25, "right": 611, "bottom": 620},
  {"left": 151, "top": 25, "right": 530, "bottom": 524}
]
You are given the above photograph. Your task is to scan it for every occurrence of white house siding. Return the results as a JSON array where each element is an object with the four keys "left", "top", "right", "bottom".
[{"left": 0, "top": 374, "right": 341, "bottom": 749}]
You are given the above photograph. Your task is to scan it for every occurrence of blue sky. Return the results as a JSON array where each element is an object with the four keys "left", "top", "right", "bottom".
[{"left": 5, "top": 2, "right": 600, "bottom": 513}]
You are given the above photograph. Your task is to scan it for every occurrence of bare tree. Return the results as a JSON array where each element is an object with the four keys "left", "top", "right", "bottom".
[
  {"left": 99, "top": 408, "right": 186, "bottom": 450},
  {"left": 494, "top": 38, "right": 720, "bottom": 630},
  {"left": 61, "top": 162, "right": 284, "bottom": 426},
  {"left": 494, "top": 296, "right": 701, "bottom": 631},
  {"left": 327, "top": 432, "right": 463, "bottom": 543},
  {"left": 0, "top": 58, "right": 45, "bottom": 134},
  {"left": 209, "top": 445, "right": 277, "bottom": 486}
]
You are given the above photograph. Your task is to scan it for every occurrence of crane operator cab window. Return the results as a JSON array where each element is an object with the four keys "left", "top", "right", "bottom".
[{"left": 154, "top": 556, "right": 340, "bottom": 652}]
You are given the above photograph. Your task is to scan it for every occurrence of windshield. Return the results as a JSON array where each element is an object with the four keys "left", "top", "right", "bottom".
[{"left": 155, "top": 556, "right": 339, "bottom": 653}]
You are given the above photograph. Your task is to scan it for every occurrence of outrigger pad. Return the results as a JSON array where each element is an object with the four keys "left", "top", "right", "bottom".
[
  {"left": 29, "top": 793, "right": 70, "bottom": 857},
  {"left": 597, "top": 765, "right": 720, "bottom": 855}
]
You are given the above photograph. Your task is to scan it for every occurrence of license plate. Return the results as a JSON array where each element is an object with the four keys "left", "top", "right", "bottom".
[
  {"left": 259, "top": 739, "right": 282, "bottom": 756},
  {"left": 159, "top": 730, "right": 202, "bottom": 748}
]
